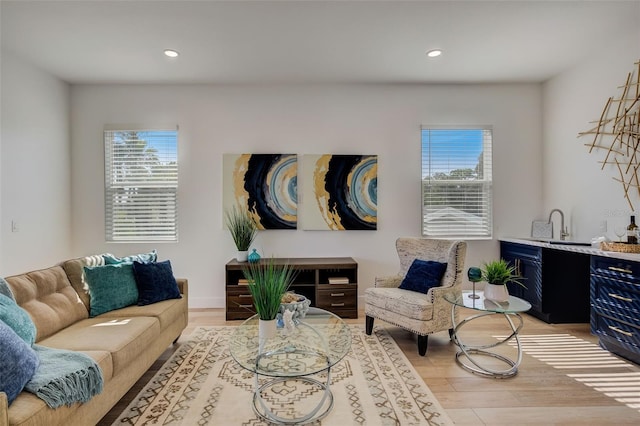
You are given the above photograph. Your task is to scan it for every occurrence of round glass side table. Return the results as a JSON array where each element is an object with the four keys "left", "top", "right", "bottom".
[{"left": 444, "top": 291, "right": 532, "bottom": 378}]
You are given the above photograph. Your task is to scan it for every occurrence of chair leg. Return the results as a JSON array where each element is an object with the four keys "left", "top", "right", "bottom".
[
  {"left": 365, "top": 315, "right": 374, "bottom": 335},
  {"left": 418, "top": 334, "right": 428, "bottom": 356}
]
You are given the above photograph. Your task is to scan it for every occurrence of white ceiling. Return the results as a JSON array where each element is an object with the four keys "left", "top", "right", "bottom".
[{"left": 1, "top": 0, "right": 639, "bottom": 85}]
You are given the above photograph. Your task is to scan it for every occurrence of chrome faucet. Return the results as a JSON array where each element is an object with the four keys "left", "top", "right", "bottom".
[{"left": 548, "top": 209, "right": 570, "bottom": 240}]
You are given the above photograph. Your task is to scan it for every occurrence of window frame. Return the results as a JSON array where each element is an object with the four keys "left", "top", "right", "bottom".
[
  {"left": 421, "top": 125, "right": 493, "bottom": 240},
  {"left": 104, "top": 126, "right": 179, "bottom": 242}
]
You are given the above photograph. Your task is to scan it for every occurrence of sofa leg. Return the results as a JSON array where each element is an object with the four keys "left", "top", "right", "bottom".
[
  {"left": 365, "top": 316, "right": 374, "bottom": 335},
  {"left": 173, "top": 334, "right": 181, "bottom": 345},
  {"left": 418, "top": 335, "right": 428, "bottom": 356},
  {"left": 448, "top": 328, "right": 455, "bottom": 339}
]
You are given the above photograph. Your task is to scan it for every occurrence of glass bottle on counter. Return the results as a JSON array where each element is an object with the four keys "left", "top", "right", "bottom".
[{"left": 627, "top": 215, "right": 638, "bottom": 244}]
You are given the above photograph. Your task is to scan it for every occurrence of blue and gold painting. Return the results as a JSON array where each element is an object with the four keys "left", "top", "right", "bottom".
[
  {"left": 302, "top": 154, "right": 377, "bottom": 230},
  {"left": 223, "top": 153, "right": 297, "bottom": 229}
]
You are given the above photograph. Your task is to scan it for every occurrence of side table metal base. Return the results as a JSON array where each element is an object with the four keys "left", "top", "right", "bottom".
[{"left": 451, "top": 307, "right": 525, "bottom": 378}]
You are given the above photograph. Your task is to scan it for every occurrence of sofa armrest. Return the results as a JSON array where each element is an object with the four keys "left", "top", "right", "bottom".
[
  {"left": 0, "top": 391, "right": 8, "bottom": 426},
  {"left": 375, "top": 275, "right": 402, "bottom": 288},
  {"left": 176, "top": 278, "right": 188, "bottom": 306}
]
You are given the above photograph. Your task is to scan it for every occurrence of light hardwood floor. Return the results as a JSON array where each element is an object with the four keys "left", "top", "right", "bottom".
[{"left": 99, "top": 308, "right": 640, "bottom": 425}]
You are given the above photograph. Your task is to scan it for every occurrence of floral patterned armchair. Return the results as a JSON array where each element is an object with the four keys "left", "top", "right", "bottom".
[{"left": 365, "top": 238, "right": 467, "bottom": 355}]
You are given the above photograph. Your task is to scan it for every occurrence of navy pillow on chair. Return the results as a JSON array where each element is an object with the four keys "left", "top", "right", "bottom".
[
  {"left": 399, "top": 259, "right": 448, "bottom": 294},
  {"left": 132, "top": 260, "right": 182, "bottom": 306}
]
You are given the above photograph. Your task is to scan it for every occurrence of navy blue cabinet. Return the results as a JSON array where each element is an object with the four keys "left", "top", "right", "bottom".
[
  {"left": 500, "top": 241, "right": 590, "bottom": 323},
  {"left": 591, "top": 256, "right": 640, "bottom": 364}
]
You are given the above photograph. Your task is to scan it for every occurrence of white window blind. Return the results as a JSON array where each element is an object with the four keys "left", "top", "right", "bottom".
[
  {"left": 421, "top": 127, "right": 493, "bottom": 239},
  {"left": 104, "top": 128, "right": 178, "bottom": 242}
]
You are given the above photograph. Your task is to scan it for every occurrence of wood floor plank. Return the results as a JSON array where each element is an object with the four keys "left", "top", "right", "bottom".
[{"left": 98, "top": 307, "right": 640, "bottom": 425}]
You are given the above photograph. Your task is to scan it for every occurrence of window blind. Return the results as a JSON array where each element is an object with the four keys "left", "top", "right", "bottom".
[
  {"left": 421, "top": 127, "right": 493, "bottom": 239},
  {"left": 104, "top": 129, "right": 178, "bottom": 242}
]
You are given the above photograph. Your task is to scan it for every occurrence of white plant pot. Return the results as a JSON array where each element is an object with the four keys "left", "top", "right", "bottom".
[
  {"left": 484, "top": 283, "right": 510, "bottom": 303},
  {"left": 236, "top": 250, "right": 248, "bottom": 262},
  {"left": 258, "top": 318, "right": 277, "bottom": 353}
]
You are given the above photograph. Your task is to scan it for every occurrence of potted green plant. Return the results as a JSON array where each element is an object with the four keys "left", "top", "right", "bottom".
[
  {"left": 242, "top": 259, "right": 297, "bottom": 351},
  {"left": 225, "top": 206, "right": 258, "bottom": 262},
  {"left": 467, "top": 259, "right": 525, "bottom": 302}
]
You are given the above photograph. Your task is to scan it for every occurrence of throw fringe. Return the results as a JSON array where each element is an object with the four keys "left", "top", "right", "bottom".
[{"left": 25, "top": 345, "right": 104, "bottom": 408}]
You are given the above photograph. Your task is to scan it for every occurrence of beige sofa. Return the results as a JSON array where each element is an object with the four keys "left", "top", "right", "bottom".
[{"left": 0, "top": 255, "right": 188, "bottom": 426}]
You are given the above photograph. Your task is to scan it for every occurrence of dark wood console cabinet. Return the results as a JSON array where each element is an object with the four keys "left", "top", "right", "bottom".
[{"left": 225, "top": 257, "right": 358, "bottom": 320}]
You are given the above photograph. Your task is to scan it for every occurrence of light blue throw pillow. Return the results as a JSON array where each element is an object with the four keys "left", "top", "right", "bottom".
[
  {"left": 84, "top": 264, "right": 139, "bottom": 317},
  {"left": 0, "top": 320, "right": 39, "bottom": 405},
  {"left": 103, "top": 250, "right": 157, "bottom": 265},
  {"left": 0, "top": 294, "right": 36, "bottom": 345}
]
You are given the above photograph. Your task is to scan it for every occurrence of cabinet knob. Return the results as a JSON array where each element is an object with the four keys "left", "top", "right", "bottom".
[
  {"left": 331, "top": 293, "right": 345, "bottom": 297},
  {"left": 331, "top": 303, "right": 345, "bottom": 307},
  {"left": 238, "top": 294, "right": 252, "bottom": 298}
]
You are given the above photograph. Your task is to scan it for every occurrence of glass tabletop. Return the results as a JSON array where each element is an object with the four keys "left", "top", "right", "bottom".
[
  {"left": 445, "top": 291, "right": 532, "bottom": 314},
  {"left": 229, "top": 307, "right": 351, "bottom": 377}
]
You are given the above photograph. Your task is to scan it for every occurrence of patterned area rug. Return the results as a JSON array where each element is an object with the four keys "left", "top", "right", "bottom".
[{"left": 112, "top": 325, "right": 452, "bottom": 425}]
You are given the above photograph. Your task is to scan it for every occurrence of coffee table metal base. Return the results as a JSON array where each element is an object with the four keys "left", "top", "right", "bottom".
[
  {"left": 252, "top": 348, "right": 334, "bottom": 424},
  {"left": 451, "top": 308, "right": 525, "bottom": 378},
  {"left": 253, "top": 375, "right": 334, "bottom": 424}
]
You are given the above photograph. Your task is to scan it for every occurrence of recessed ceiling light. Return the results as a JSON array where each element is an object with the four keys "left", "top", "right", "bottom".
[
  {"left": 426, "top": 49, "right": 442, "bottom": 58},
  {"left": 164, "top": 49, "right": 179, "bottom": 58}
]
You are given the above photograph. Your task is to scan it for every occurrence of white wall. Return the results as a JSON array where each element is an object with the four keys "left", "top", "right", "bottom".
[
  {"left": 0, "top": 50, "right": 72, "bottom": 275},
  {"left": 543, "top": 27, "right": 640, "bottom": 241},
  {"left": 70, "top": 83, "right": 542, "bottom": 308}
]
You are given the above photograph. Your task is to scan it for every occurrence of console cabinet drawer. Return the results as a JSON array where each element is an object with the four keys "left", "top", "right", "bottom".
[
  {"left": 317, "top": 286, "right": 357, "bottom": 310},
  {"left": 226, "top": 287, "right": 255, "bottom": 317}
]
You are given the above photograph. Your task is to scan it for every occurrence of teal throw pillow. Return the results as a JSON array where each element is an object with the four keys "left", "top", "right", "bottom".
[
  {"left": 84, "top": 264, "right": 139, "bottom": 317},
  {"left": 0, "top": 294, "right": 36, "bottom": 345},
  {"left": 0, "top": 320, "right": 39, "bottom": 405},
  {"left": 399, "top": 259, "right": 448, "bottom": 294},
  {"left": 103, "top": 250, "right": 157, "bottom": 265},
  {"left": 132, "top": 260, "right": 182, "bottom": 306}
]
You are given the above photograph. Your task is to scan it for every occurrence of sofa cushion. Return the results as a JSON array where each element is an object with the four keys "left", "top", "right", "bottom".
[
  {"left": 84, "top": 264, "right": 139, "bottom": 317},
  {"left": 103, "top": 250, "right": 157, "bottom": 265},
  {"left": 38, "top": 316, "right": 160, "bottom": 376},
  {"left": 0, "top": 294, "right": 36, "bottom": 345},
  {"left": 7, "top": 349, "right": 113, "bottom": 426},
  {"left": 133, "top": 260, "right": 181, "bottom": 306},
  {"left": 100, "top": 296, "right": 187, "bottom": 330},
  {"left": 0, "top": 321, "right": 39, "bottom": 405},
  {"left": 61, "top": 255, "right": 106, "bottom": 310},
  {"left": 5, "top": 266, "right": 89, "bottom": 342},
  {"left": 399, "top": 259, "right": 448, "bottom": 294}
]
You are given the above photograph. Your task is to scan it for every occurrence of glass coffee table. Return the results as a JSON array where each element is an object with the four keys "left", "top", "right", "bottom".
[
  {"left": 445, "top": 291, "right": 532, "bottom": 378},
  {"left": 229, "top": 307, "right": 351, "bottom": 424}
]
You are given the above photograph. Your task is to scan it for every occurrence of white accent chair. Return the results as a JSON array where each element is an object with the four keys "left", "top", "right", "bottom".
[{"left": 365, "top": 238, "right": 467, "bottom": 356}]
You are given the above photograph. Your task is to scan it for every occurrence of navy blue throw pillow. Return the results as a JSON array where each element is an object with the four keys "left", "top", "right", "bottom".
[
  {"left": 132, "top": 260, "right": 182, "bottom": 306},
  {"left": 399, "top": 259, "right": 448, "bottom": 294}
]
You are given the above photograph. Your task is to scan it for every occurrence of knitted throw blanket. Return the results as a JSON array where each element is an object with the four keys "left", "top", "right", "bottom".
[{"left": 24, "top": 345, "right": 104, "bottom": 408}]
